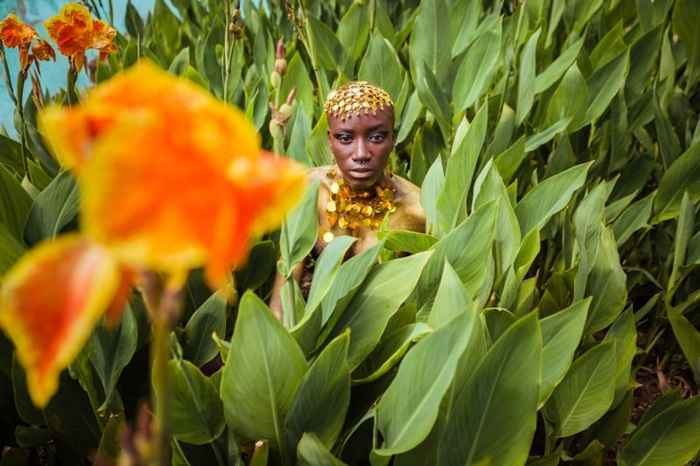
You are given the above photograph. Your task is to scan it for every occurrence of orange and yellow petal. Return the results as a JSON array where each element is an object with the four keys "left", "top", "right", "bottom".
[
  {"left": 38, "top": 60, "right": 306, "bottom": 289},
  {"left": 90, "top": 19, "right": 116, "bottom": 51},
  {"left": 32, "top": 39, "right": 56, "bottom": 62},
  {"left": 0, "top": 14, "right": 36, "bottom": 49},
  {"left": 0, "top": 235, "right": 121, "bottom": 407},
  {"left": 44, "top": 3, "right": 93, "bottom": 61},
  {"left": 104, "top": 266, "right": 136, "bottom": 327}
]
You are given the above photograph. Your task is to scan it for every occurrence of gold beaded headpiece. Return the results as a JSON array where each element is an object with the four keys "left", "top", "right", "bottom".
[{"left": 324, "top": 81, "right": 394, "bottom": 121}]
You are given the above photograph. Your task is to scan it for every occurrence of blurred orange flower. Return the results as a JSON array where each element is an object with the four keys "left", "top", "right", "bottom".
[
  {"left": 41, "top": 60, "right": 306, "bottom": 285},
  {"left": 1, "top": 60, "right": 306, "bottom": 406},
  {"left": 45, "top": 3, "right": 116, "bottom": 71},
  {"left": 0, "top": 14, "right": 36, "bottom": 48},
  {"left": 31, "top": 39, "right": 56, "bottom": 62}
]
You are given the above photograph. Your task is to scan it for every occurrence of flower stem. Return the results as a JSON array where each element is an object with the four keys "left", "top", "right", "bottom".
[
  {"left": 0, "top": 45, "right": 17, "bottom": 105},
  {"left": 15, "top": 70, "right": 32, "bottom": 183}
]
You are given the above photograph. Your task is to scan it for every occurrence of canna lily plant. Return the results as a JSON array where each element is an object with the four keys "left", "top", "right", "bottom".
[{"left": 0, "top": 59, "right": 305, "bottom": 461}]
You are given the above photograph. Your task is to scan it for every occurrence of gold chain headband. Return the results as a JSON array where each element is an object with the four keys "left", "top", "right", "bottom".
[{"left": 324, "top": 81, "right": 393, "bottom": 121}]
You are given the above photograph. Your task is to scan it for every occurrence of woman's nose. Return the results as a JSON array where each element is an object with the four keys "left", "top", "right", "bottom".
[{"left": 352, "top": 140, "right": 370, "bottom": 162}]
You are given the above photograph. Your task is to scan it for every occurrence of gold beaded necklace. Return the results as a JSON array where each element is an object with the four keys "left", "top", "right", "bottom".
[{"left": 322, "top": 168, "right": 397, "bottom": 243}]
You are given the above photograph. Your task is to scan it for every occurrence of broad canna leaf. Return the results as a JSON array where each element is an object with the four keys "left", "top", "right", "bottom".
[
  {"left": 23, "top": 170, "right": 80, "bottom": 246},
  {"left": 516, "top": 28, "right": 541, "bottom": 126},
  {"left": 654, "top": 140, "right": 700, "bottom": 222},
  {"left": 604, "top": 310, "right": 637, "bottom": 407},
  {"left": 359, "top": 33, "right": 405, "bottom": 104},
  {"left": 279, "top": 179, "right": 320, "bottom": 277},
  {"left": 585, "top": 227, "right": 627, "bottom": 333},
  {"left": 437, "top": 312, "right": 542, "bottom": 466},
  {"left": 539, "top": 298, "right": 590, "bottom": 406},
  {"left": 618, "top": 395, "right": 700, "bottom": 466},
  {"left": 515, "top": 162, "right": 592, "bottom": 236},
  {"left": 668, "top": 309, "right": 700, "bottom": 383},
  {"left": 167, "top": 359, "right": 225, "bottom": 445},
  {"left": 0, "top": 235, "right": 122, "bottom": 407},
  {"left": 408, "top": 0, "right": 451, "bottom": 85},
  {"left": 336, "top": 2, "right": 371, "bottom": 64},
  {"left": 0, "top": 223, "right": 25, "bottom": 275},
  {"left": 284, "top": 332, "right": 350, "bottom": 463},
  {"left": 304, "top": 236, "right": 356, "bottom": 317},
  {"left": 544, "top": 340, "right": 617, "bottom": 437},
  {"left": 298, "top": 433, "right": 349, "bottom": 466},
  {"left": 613, "top": 192, "right": 654, "bottom": 245},
  {"left": 428, "top": 260, "right": 474, "bottom": 330},
  {"left": 326, "top": 251, "right": 432, "bottom": 368},
  {"left": 0, "top": 164, "right": 32, "bottom": 239},
  {"left": 183, "top": 292, "right": 227, "bottom": 367},
  {"left": 375, "top": 310, "right": 475, "bottom": 456},
  {"left": 220, "top": 291, "right": 308, "bottom": 450},
  {"left": 534, "top": 36, "right": 585, "bottom": 94}
]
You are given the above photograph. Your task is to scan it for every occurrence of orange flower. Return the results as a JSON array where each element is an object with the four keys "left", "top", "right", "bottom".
[
  {"left": 91, "top": 19, "right": 116, "bottom": 61},
  {"left": 44, "top": 3, "right": 94, "bottom": 70},
  {"left": 0, "top": 14, "right": 36, "bottom": 48},
  {"left": 41, "top": 61, "right": 306, "bottom": 286},
  {"left": 0, "top": 236, "right": 124, "bottom": 407},
  {"left": 31, "top": 39, "right": 55, "bottom": 62},
  {"left": 0, "top": 61, "right": 306, "bottom": 406}
]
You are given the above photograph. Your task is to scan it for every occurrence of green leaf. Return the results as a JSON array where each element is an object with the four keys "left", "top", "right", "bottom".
[
  {"left": 0, "top": 223, "right": 25, "bottom": 274},
  {"left": 326, "top": 251, "right": 432, "bottom": 368},
  {"left": 168, "top": 360, "right": 225, "bottom": 445},
  {"left": 382, "top": 230, "right": 437, "bottom": 254},
  {"left": 24, "top": 170, "right": 80, "bottom": 246},
  {"left": 452, "top": 19, "right": 502, "bottom": 112},
  {"left": 284, "top": 333, "right": 350, "bottom": 462},
  {"left": 604, "top": 310, "right": 637, "bottom": 407},
  {"left": 515, "top": 162, "right": 592, "bottom": 236},
  {"left": 307, "top": 114, "right": 334, "bottom": 167},
  {"left": 397, "top": 91, "right": 424, "bottom": 145},
  {"left": 305, "top": 16, "right": 348, "bottom": 73},
  {"left": 221, "top": 291, "right": 308, "bottom": 449},
  {"left": 409, "top": 0, "right": 451, "bottom": 84},
  {"left": 534, "top": 37, "right": 585, "bottom": 93},
  {"left": 613, "top": 192, "right": 654, "bottom": 245},
  {"left": 429, "top": 261, "right": 474, "bottom": 329},
  {"left": 280, "top": 54, "right": 316, "bottom": 126},
  {"left": 494, "top": 136, "right": 527, "bottom": 184},
  {"left": 298, "top": 433, "right": 349, "bottom": 466},
  {"left": 688, "top": 230, "right": 700, "bottom": 265},
  {"left": 584, "top": 50, "right": 630, "bottom": 126},
  {"left": 527, "top": 118, "right": 573, "bottom": 150},
  {"left": 539, "top": 298, "right": 591, "bottom": 406},
  {"left": 450, "top": 1, "right": 484, "bottom": 57},
  {"left": 279, "top": 179, "right": 320, "bottom": 277},
  {"left": 415, "top": 201, "right": 498, "bottom": 305},
  {"left": 544, "top": 340, "right": 617, "bottom": 437},
  {"left": 416, "top": 63, "right": 451, "bottom": 141},
  {"left": 516, "top": 28, "right": 542, "bottom": 126},
  {"left": 436, "top": 102, "right": 488, "bottom": 232},
  {"left": 306, "top": 237, "right": 356, "bottom": 315},
  {"left": 337, "top": 2, "right": 371, "bottom": 64},
  {"left": 590, "top": 22, "right": 626, "bottom": 70},
  {"left": 437, "top": 313, "right": 542, "bottom": 466},
  {"left": 544, "top": 64, "right": 588, "bottom": 130},
  {"left": 669, "top": 193, "right": 695, "bottom": 289},
  {"left": 0, "top": 164, "right": 32, "bottom": 238},
  {"left": 359, "top": 34, "right": 405, "bottom": 103},
  {"left": 654, "top": 141, "right": 700, "bottom": 222},
  {"left": 376, "top": 311, "right": 476, "bottom": 455},
  {"left": 668, "top": 309, "right": 700, "bottom": 383},
  {"left": 619, "top": 396, "right": 700, "bottom": 466},
  {"left": 88, "top": 305, "right": 137, "bottom": 409},
  {"left": 184, "top": 293, "right": 227, "bottom": 367},
  {"left": 672, "top": 0, "right": 700, "bottom": 88},
  {"left": 473, "top": 161, "right": 522, "bottom": 275},
  {"left": 585, "top": 227, "right": 627, "bottom": 333},
  {"left": 353, "top": 323, "right": 432, "bottom": 383},
  {"left": 420, "top": 157, "right": 445, "bottom": 235}
]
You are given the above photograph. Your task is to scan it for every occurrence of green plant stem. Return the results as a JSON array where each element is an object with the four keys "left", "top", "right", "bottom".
[
  {"left": 67, "top": 66, "right": 79, "bottom": 106},
  {"left": 223, "top": 0, "right": 231, "bottom": 104},
  {"left": 15, "top": 70, "right": 32, "bottom": 183},
  {"left": 151, "top": 313, "right": 172, "bottom": 466},
  {"left": 0, "top": 46, "right": 17, "bottom": 106}
]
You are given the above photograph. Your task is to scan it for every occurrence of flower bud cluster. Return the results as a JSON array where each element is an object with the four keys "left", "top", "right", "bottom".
[
  {"left": 269, "top": 88, "right": 296, "bottom": 139},
  {"left": 270, "top": 38, "right": 287, "bottom": 89}
]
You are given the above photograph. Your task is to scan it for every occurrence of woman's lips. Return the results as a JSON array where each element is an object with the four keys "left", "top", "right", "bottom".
[{"left": 349, "top": 168, "right": 374, "bottom": 178}]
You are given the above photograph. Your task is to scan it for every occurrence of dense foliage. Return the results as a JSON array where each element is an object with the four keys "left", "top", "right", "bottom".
[{"left": 1, "top": 0, "right": 700, "bottom": 465}]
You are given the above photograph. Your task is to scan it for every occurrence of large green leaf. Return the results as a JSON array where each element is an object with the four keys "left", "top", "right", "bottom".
[
  {"left": 515, "top": 162, "right": 592, "bottom": 236},
  {"left": 24, "top": 170, "right": 80, "bottom": 245},
  {"left": 382, "top": 230, "right": 438, "bottom": 254},
  {"left": 585, "top": 227, "right": 627, "bottom": 333},
  {"left": 359, "top": 33, "right": 405, "bottom": 103},
  {"left": 613, "top": 192, "right": 654, "bottom": 245},
  {"left": 305, "top": 16, "right": 347, "bottom": 73},
  {"left": 279, "top": 179, "right": 320, "bottom": 277},
  {"left": 668, "top": 309, "right": 700, "bottom": 383},
  {"left": 280, "top": 53, "right": 316, "bottom": 126},
  {"left": 618, "top": 396, "right": 700, "bottom": 466},
  {"left": 544, "top": 63, "right": 588, "bottom": 130},
  {"left": 221, "top": 292, "right": 308, "bottom": 449},
  {"left": 604, "top": 310, "right": 637, "bottom": 407},
  {"left": 336, "top": 2, "right": 371, "bottom": 64},
  {"left": 88, "top": 305, "right": 138, "bottom": 409},
  {"left": 326, "top": 251, "right": 432, "bottom": 368},
  {"left": 284, "top": 333, "right": 350, "bottom": 462},
  {"left": 584, "top": 50, "right": 630, "bottom": 126},
  {"left": 539, "top": 299, "right": 590, "bottom": 406},
  {"left": 452, "top": 19, "right": 502, "bottom": 112},
  {"left": 298, "top": 433, "right": 348, "bottom": 466},
  {"left": 420, "top": 158, "right": 445, "bottom": 235},
  {"left": 672, "top": 0, "right": 700, "bottom": 88},
  {"left": 516, "top": 28, "right": 542, "bottom": 126},
  {"left": 654, "top": 141, "right": 700, "bottom": 222},
  {"left": 415, "top": 201, "right": 497, "bottom": 305},
  {"left": 437, "top": 313, "right": 542, "bottom": 466},
  {"left": 436, "top": 103, "right": 488, "bottom": 233},
  {"left": 0, "top": 223, "right": 25, "bottom": 274},
  {"left": 409, "top": 0, "right": 451, "bottom": 84},
  {"left": 168, "top": 359, "right": 225, "bottom": 445},
  {"left": 428, "top": 261, "right": 474, "bottom": 329},
  {"left": 375, "top": 311, "right": 475, "bottom": 455},
  {"left": 544, "top": 340, "right": 617, "bottom": 437},
  {"left": 0, "top": 164, "right": 32, "bottom": 239},
  {"left": 304, "top": 236, "right": 356, "bottom": 316},
  {"left": 183, "top": 293, "right": 227, "bottom": 367},
  {"left": 534, "top": 37, "right": 585, "bottom": 93}
]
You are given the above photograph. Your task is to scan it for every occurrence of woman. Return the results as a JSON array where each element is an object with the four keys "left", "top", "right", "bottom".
[{"left": 270, "top": 81, "right": 426, "bottom": 319}]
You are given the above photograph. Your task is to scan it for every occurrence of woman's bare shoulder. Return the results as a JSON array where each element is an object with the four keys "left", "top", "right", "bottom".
[{"left": 391, "top": 174, "right": 426, "bottom": 230}]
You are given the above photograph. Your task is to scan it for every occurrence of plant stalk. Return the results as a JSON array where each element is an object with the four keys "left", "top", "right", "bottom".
[{"left": 15, "top": 70, "right": 32, "bottom": 183}]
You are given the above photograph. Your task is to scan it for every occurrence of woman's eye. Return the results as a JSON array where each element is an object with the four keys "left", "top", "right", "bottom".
[
  {"left": 336, "top": 133, "right": 352, "bottom": 143},
  {"left": 369, "top": 133, "right": 386, "bottom": 143}
]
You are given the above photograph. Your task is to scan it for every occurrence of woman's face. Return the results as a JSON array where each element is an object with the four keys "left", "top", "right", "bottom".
[{"left": 327, "top": 106, "right": 394, "bottom": 190}]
